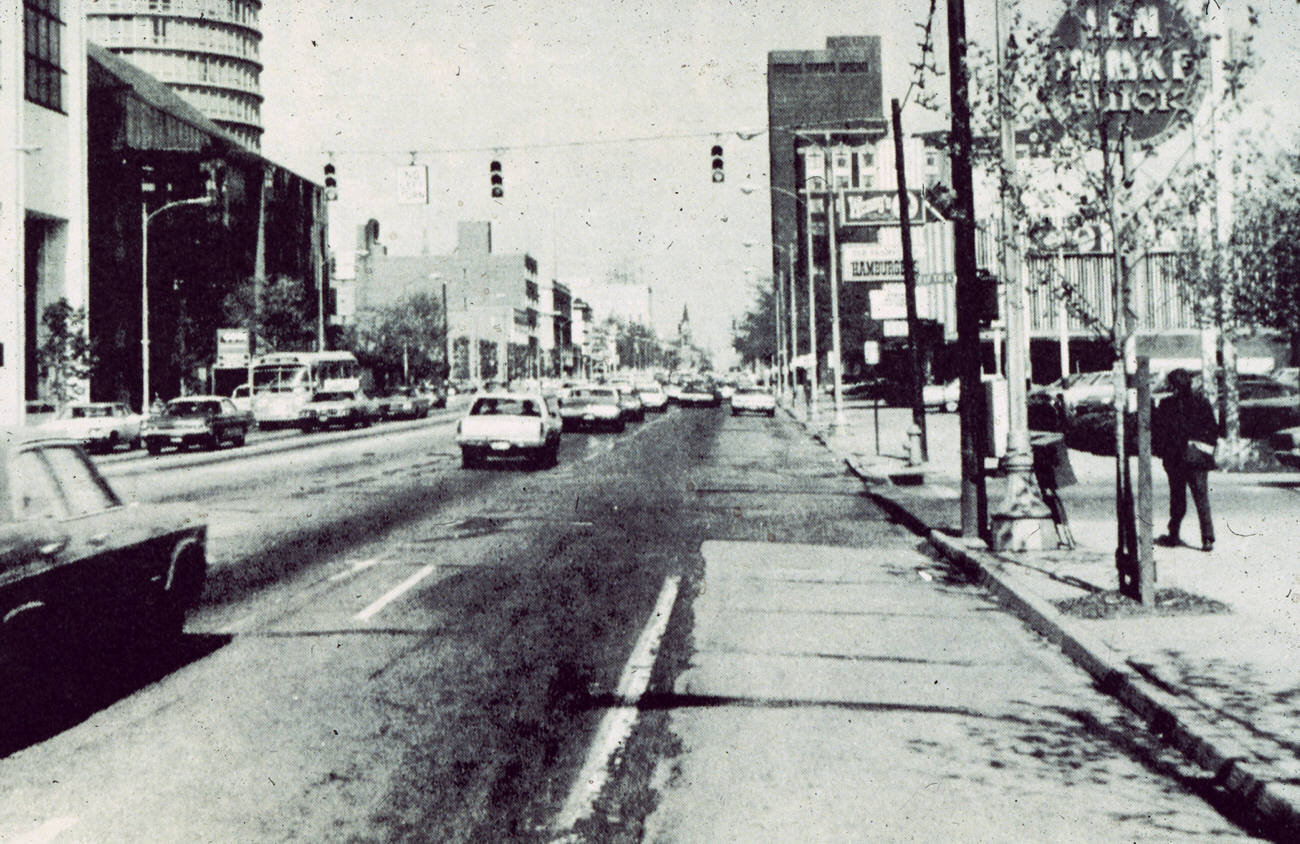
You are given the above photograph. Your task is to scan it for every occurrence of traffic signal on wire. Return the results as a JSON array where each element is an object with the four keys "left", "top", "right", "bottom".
[
  {"left": 711, "top": 145, "right": 724, "bottom": 183},
  {"left": 490, "top": 160, "right": 504, "bottom": 198}
]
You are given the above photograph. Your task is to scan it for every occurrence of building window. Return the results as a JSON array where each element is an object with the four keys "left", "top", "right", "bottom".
[{"left": 24, "top": 0, "right": 64, "bottom": 112}]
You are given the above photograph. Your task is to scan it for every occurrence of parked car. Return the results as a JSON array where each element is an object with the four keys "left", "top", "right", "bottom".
[
  {"left": 298, "top": 391, "right": 375, "bottom": 432},
  {"left": 679, "top": 380, "right": 721, "bottom": 408},
  {"left": 635, "top": 381, "right": 669, "bottom": 412},
  {"left": 456, "top": 391, "right": 562, "bottom": 468},
  {"left": 142, "top": 396, "right": 255, "bottom": 454},
  {"left": 39, "top": 402, "right": 143, "bottom": 453},
  {"left": 559, "top": 386, "right": 625, "bottom": 432},
  {"left": 374, "top": 386, "right": 432, "bottom": 421},
  {"left": 730, "top": 386, "right": 776, "bottom": 417},
  {"left": 0, "top": 431, "right": 208, "bottom": 681},
  {"left": 230, "top": 384, "right": 252, "bottom": 413}
]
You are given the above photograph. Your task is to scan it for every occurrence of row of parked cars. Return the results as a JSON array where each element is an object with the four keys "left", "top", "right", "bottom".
[{"left": 35, "top": 385, "right": 451, "bottom": 456}]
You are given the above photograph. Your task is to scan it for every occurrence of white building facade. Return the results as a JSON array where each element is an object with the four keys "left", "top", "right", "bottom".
[{"left": 1, "top": 0, "right": 90, "bottom": 424}]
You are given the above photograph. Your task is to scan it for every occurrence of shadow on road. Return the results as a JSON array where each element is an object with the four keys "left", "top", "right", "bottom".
[{"left": 0, "top": 632, "right": 229, "bottom": 758}]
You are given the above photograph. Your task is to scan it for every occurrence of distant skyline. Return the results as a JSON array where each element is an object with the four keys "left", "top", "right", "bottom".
[{"left": 256, "top": 0, "right": 1300, "bottom": 360}]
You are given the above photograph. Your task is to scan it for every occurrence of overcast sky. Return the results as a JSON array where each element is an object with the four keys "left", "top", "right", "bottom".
[{"left": 257, "top": 0, "right": 1300, "bottom": 361}]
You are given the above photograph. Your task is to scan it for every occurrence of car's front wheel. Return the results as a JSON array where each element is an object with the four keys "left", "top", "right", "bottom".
[{"left": 461, "top": 447, "right": 481, "bottom": 469}]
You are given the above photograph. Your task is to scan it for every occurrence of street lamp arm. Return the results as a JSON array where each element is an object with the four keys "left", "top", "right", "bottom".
[{"left": 147, "top": 195, "right": 214, "bottom": 223}]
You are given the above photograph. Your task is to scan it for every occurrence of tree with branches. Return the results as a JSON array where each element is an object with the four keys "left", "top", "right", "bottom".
[{"left": 36, "top": 299, "right": 95, "bottom": 406}]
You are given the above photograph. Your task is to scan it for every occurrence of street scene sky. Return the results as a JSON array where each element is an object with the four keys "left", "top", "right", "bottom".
[{"left": 257, "top": 0, "right": 1300, "bottom": 363}]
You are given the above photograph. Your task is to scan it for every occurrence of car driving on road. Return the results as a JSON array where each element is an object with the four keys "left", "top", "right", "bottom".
[
  {"left": 457, "top": 391, "right": 562, "bottom": 469},
  {"left": 730, "top": 385, "right": 776, "bottom": 416},
  {"left": 559, "top": 386, "right": 624, "bottom": 432},
  {"left": 0, "top": 431, "right": 208, "bottom": 683},
  {"left": 298, "top": 391, "right": 375, "bottom": 432},
  {"left": 142, "top": 396, "right": 255, "bottom": 454}
]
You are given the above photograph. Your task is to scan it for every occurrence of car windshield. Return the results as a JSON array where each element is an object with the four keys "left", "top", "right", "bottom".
[
  {"left": 165, "top": 401, "right": 220, "bottom": 417},
  {"left": 62, "top": 405, "right": 112, "bottom": 419},
  {"left": 312, "top": 392, "right": 352, "bottom": 403},
  {"left": 736, "top": 387, "right": 766, "bottom": 395},
  {"left": 636, "top": 384, "right": 661, "bottom": 392},
  {"left": 470, "top": 397, "right": 541, "bottom": 416},
  {"left": 568, "top": 389, "right": 615, "bottom": 399}
]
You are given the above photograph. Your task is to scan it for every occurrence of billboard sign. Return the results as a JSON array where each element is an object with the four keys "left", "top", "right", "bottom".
[
  {"left": 215, "top": 328, "right": 250, "bottom": 368},
  {"left": 1047, "top": 0, "right": 1207, "bottom": 144},
  {"left": 843, "top": 237, "right": 904, "bottom": 282},
  {"left": 840, "top": 190, "right": 924, "bottom": 226}
]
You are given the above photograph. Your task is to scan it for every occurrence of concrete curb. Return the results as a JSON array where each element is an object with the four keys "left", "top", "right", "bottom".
[{"left": 817, "top": 417, "right": 1300, "bottom": 841}]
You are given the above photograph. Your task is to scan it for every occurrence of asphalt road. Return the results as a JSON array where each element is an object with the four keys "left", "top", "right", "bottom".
[{"left": 0, "top": 405, "right": 1261, "bottom": 842}]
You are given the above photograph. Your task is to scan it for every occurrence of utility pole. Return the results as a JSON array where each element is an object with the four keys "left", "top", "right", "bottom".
[
  {"left": 946, "top": 0, "right": 988, "bottom": 540},
  {"left": 892, "top": 98, "right": 927, "bottom": 461}
]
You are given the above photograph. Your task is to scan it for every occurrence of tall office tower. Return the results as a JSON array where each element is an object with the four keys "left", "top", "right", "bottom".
[{"left": 85, "top": 0, "right": 263, "bottom": 149}]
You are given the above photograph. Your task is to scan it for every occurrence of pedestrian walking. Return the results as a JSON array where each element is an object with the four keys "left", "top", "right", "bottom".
[{"left": 1151, "top": 369, "right": 1217, "bottom": 551}]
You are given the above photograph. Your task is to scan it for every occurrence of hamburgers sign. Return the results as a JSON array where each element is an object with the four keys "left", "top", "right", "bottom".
[{"left": 1048, "top": 0, "right": 1207, "bottom": 143}]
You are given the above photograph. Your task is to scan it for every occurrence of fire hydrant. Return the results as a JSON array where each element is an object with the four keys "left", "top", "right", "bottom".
[{"left": 907, "top": 424, "right": 924, "bottom": 466}]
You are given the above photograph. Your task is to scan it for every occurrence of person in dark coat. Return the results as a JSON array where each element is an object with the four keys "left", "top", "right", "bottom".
[{"left": 1151, "top": 369, "right": 1218, "bottom": 551}]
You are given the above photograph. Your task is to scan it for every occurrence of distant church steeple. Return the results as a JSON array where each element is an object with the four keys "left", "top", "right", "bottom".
[{"left": 678, "top": 305, "right": 692, "bottom": 343}]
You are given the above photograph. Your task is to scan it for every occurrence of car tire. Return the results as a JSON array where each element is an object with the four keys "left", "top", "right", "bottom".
[
  {"left": 461, "top": 447, "right": 480, "bottom": 469},
  {"left": 544, "top": 440, "right": 560, "bottom": 468},
  {"left": 300, "top": 424, "right": 316, "bottom": 435},
  {"left": 767, "top": 409, "right": 776, "bottom": 417},
  {"left": 154, "top": 543, "right": 206, "bottom": 643},
  {"left": 232, "top": 429, "right": 246, "bottom": 448},
  {"left": 613, "top": 420, "right": 625, "bottom": 433},
  {"left": 146, "top": 441, "right": 163, "bottom": 455}
]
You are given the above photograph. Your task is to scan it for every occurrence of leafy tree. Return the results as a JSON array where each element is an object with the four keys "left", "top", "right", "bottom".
[
  {"left": 349, "top": 292, "right": 446, "bottom": 389},
  {"left": 731, "top": 282, "right": 778, "bottom": 367},
  {"left": 221, "top": 275, "right": 318, "bottom": 354},
  {"left": 36, "top": 299, "right": 94, "bottom": 405}
]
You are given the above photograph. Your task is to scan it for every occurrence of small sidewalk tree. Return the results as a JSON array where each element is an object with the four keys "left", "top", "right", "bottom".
[{"left": 36, "top": 298, "right": 95, "bottom": 406}]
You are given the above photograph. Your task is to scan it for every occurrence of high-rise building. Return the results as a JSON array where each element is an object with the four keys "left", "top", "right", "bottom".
[{"left": 85, "top": 0, "right": 264, "bottom": 149}]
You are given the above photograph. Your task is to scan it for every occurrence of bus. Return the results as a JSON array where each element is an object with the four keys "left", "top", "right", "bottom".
[{"left": 231, "top": 351, "right": 362, "bottom": 427}]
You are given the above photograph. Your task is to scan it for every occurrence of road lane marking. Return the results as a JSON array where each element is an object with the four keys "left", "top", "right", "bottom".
[
  {"left": 328, "top": 557, "right": 381, "bottom": 582},
  {"left": 354, "top": 564, "right": 436, "bottom": 622},
  {"left": 14, "top": 817, "right": 79, "bottom": 843},
  {"left": 552, "top": 575, "right": 681, "bottom": 835}
]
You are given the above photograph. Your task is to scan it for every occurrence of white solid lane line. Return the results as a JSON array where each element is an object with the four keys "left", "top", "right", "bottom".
[
  {"left": 552, "top": 574, "right": 681, "bottom": 836},
  {"left": 354, "top": 564, "right": 436, "bottom": 622}
]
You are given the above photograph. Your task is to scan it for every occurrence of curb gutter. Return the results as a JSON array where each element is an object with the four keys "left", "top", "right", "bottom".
[{"left": 789, "top": 402, "right": 1300, "bottom": 841}]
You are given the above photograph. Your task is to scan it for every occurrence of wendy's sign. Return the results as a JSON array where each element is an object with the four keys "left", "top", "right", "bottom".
[{"left": 1048, "top": 0, "right": 1208, "bottom": 144}]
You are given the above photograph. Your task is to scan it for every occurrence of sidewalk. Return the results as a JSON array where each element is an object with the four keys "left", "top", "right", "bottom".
[{"left": 800, "top": 395, "right": 1300, "bottom": 840}]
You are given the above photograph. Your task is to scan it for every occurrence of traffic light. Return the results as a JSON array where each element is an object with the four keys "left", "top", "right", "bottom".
[
  {"left": 710, "top": 144, "right": 724, "bottom": 183},
  {"left": 323, "top": 162, "right": 338, "bottom": 201},
  {"left": 490, "top": 160, "right": 504, "bottom": 198}
]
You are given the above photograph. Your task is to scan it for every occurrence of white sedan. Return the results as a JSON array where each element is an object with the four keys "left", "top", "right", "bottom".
[
  {"left": 40, "top": 402, "right": 143, "bottom": 453},
  {"left": 730, "top": 386, "right": 776, "bottom": 417}
]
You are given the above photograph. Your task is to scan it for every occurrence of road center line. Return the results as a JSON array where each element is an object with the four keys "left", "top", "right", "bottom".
[
  {"left": 354, "top": 564, "right": 436, "bottom": 622},
  {"left": 328, "top": 557, "right": 381, "bottom": 582},
  {"left": 552, "top": 574, "right": 681, "bottom": 836}
]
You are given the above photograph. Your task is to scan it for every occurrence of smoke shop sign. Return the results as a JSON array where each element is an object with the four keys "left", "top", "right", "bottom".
[{"left": 1049, "top": 0, "right": 1207, "bottom": 143}]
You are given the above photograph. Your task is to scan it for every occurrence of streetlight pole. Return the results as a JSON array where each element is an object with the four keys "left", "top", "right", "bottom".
[{"left": 141, "top": 192, "right": 213, "bottom": 412}]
